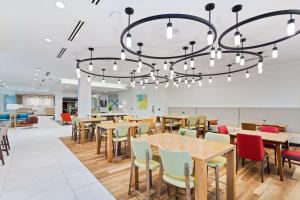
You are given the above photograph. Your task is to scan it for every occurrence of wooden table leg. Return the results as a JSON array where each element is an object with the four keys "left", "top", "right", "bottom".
[
  {"left": 226, "top": 148, "right": 236, "bottom": 200},
  {"left": 276, "top": 143, "right": 284, "bottom": 181},
  {"left": 134, "top": 166, "right": 139, "bottom": 190},
  {"left": 96, "top": 127, "right": 100, "bottom": 154},
  {"left": 128, "top": 127, "right": 136, "bottom": 158},
  {"left": 194, "top": 159, "right": 207, "bottom": 200},
  {"left": 80, "top": 122, "right": 85, "bottom": 144},
  {"left": 107, "top": 129, "right": 113, "bottom": 162},
  {"left": 162, "top": 117, "right": 165, "bottom": 132}
]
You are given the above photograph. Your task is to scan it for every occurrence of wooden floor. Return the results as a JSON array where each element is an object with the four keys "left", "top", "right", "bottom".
[{"left": 60, "top": 135, "right": 300, "bottom": 200}]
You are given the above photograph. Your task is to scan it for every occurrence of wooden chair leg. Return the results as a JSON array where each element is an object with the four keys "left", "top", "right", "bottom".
[
  {"left": 282, "top": 157, "right": 285, "bottom": 167},
  {"left": 288, "top": 159, "right": 292, "bottom": 168},
  {"left": 115, "top": 141, "right": 118, "bottom": 159},
  {"left": 157, "top": 160, "right": 163, "bottom": 200},
  {"left": 261, "top": 160, "right": 265, "bottom": 183},
  {"left": 242, "top": 158, "right": 245, "bottom": 167},
  {"left": 267, "top": 155, "right": 270, "bottom": 174},
  {"left": 215, "top": 166, "right": 220, "bottom": 200},
  {"left": 236, "top": 156, "right": 240, "bottom": 173},
  {"left": 149, "top": 170, "right": 153, "bottom": 187},
  {"left": 128, "top": 151, "right": 134, "bottom": 195},
  {"left": 134, "top": 166, "right": 139, "bottom": 190},
  {"left": 2, "top": 137, "right": 9, "bottom": 156},
  {"left": 0, "top": 145, "right": 4, "bottom": 165},
  {"left": 184, "top": 163, "right": 191, "bottom": 200},
  {"left": 145, "top": 150, "right": 150, "bottom": 200}
]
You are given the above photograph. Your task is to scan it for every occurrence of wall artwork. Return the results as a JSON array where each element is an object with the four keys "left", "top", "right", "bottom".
[{"left": 136, "top": 94, "right": 148, "bottom": 110}]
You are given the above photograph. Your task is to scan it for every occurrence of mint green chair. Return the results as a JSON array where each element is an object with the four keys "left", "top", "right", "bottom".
[
  {"left": 137, "top": 123, "right": 150, "bottom": 136},
  {"left": 204, "top": 132, "right": 230, "bottom": 200},
  {"left": 178, "top": 128, "right": 197, "bottom": 138},
  {"left": 113, "top": 125, "right": 129, "bottom": 159},
  {"left": 129, "top": 137, "right": 160, "bottom": 200},
  {"left": 157, "top": 147, "right": 194, "bottom": 200},
  {"left": 164, "top": 119, "right": 181, "bottom": 133}
]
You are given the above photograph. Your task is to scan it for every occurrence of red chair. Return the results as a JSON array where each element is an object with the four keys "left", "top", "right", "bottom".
[
  {"left": 218, "top": 125, "right": 229, "bottom": 134},
  {"left": 260, "top": 125, "right": 279, "bottom": 165},
  {"left": 282, "top": 150, "right": 300, "bottom": 167},
  {"left": 61, "top": 113, "right": 72, "bottom": 125},
  {"left": 237, "top": 133, "right": 270, "bottom": 182}
]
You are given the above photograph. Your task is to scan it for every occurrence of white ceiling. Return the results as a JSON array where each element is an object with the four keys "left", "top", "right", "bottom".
[{"left": 0, "top": 0, "right": 299, "bottom": 94}]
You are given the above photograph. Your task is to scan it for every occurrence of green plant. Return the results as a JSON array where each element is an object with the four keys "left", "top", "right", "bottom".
[
  {"left": 179, "top": 130, "right": 186, "bottom": 136},
  {"left": 108, "top": 103, "right": 113, "bottom": 112}
]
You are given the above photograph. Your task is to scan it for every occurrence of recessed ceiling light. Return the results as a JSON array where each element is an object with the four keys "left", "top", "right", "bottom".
[
  {"left": 45, "top": 38, "right": 51, "bottom": 42},
  {"left": 34, "top": 73, "right": 39, "bottom": 76},
  {"left": 36, "top": 68, "right": 41, "bottom": 72},
  {"left": 56, "top": 1, "right": 64, "bottom": 8}
]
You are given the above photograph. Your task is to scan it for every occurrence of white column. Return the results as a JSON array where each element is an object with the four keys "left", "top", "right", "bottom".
[
  {"left": 78, "top": 73, "right": 91, "bottom": 118},
  {"left": 54, "top": 90, "right": 63, "bottom": 120}
]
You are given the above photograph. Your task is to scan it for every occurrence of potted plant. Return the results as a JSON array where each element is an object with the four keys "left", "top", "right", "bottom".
[{"left": 108, "top": 103, "right": 113, "bottom": 114}]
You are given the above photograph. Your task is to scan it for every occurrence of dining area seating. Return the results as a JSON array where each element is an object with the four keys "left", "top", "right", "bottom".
[{"left": 0, "top": 122, "right": 10, "bottom": 165}]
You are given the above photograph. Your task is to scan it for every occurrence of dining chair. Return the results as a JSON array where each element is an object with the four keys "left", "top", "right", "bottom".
[
  {"left": 113, "top": 124, "right": 130, "bottom": 159},
  {"left": 282, "top": 149, "right": 300, "bottom": 168},
  {"left": 60, "top": 113, "right": 72, "bottom": 125},
  {"left": 137, "top": 123, "right": 150, "bottom": 136},
  {"left": 204, "top": 132, "right": 229, "bottom": 200},
  {"left": 128, "top": 137, "right": 160, "bottom": 200},
  {"left": 187, "top": 116, "right": 198, "bottom": 130},
  {"left": 164, "top": 119, "right": 181, "bottom": 133},
  {"left": 198, "top": 115, "right": 207, "bottom": 135},
  {"left": 71, "top": 116, "right": 78, "bottom": 140},
  {"left": 241, "top": 123, "right": 257, "bottom": 131},
  {"left": 97, "top": 120, "right": 114, "bottom": 156},
  {"left": 260, "top": 125, "right": 280, "bottom": 165},
  {"left": 0, "top": 133, "right": 6, "bottom": 165},
  {"left": 218, "top": 125, "right": 229, "bottom": 134},
  {"left": 178, "top": 128, "right": 197, "bottom": 138},
  {"left": 157, "top": 147, "right": 194, "bottom": 200},
  {"left": 237, "top": 133, "right": 270, "bottom": 182}
]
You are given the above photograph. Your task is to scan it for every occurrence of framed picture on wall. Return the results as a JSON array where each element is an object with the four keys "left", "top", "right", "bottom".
[{"left": 136, "top": 94, "right": 148, "bottom": 110}]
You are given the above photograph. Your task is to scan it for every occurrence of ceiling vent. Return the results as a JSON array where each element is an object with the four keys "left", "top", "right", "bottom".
[
  {"left": 68, "top": 20, "right": 84, "bottom": 41},
  {"left": 91, "top": 0, "right": 100, "bottom": 5},
  {"left": 57, "top": 47, "right": 66, "bottom": 58}
]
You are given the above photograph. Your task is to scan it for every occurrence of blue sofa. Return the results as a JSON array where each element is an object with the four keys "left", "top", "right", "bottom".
[
  {"left": 0, "top": 114, "right": 10, "bottom": 121},
  {"left": 16, "top": 113, "right": 29, "bottom": 121}
]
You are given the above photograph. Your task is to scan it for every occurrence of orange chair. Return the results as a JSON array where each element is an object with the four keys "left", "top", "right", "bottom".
[{"left": 61, "top": 113, "right": 72, "bottom": 125}]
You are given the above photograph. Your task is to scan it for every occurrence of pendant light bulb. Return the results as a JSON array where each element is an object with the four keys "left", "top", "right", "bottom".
[
  {"left": 258, "top": 61, "right": 263, "bottom": 74},
  {"left": 89, "top": 62, "right": 93, "bottom": 71},
  {"left": 155, "top": 79, "right": 159, "bottom": 85},
  {"left": 167, "top": 21, "right": 173, "bottom": 39},
  {"left": 209, "top": 77, "right": 212, "bottom": 83},
  {"left": 102, "top": 79, "right": 105, "bottom": 84},
  {"left": 272, "top": 46, "right": 278, "bottom": 58},
  {"left": 198, "top": 80, "right": 202, "bottom": 86},
  {"left": 234, "top": 31, "right": 241, "bottom": 46},
  {"left": 165, "top": 83, "right": 169, "bottom": 88},
  {"left": 121, "top": 49, "right": 126, "bottom": 60},
  {"left": 87, "top": 76, "right": 91, "bottom": 82},
  {"left": 192, "top": 78, "right": 195, "bottom": 84},
  {"left": 227, "top": 75, "right": 231, "bottom": 82},
  {"left": 150, "top": 71, "right": 154, "bottom": 77},
  {"left": 240, "top": 55, "right": 245, "bottom": 66},
  {"left": 187, "top": 83, "right": 191, "bottom": 88},
  {"left": 77, "top": 72, "right": 81, "bottom": 79},
  {"left": 142, "top": 85, "right": 145, "bottom": 90},
  {"left": 184, "top": 79, "right": 188, "bottom": 84},
  {"left": 210, "top": 58, "right": 215, "bottom": 67},
  {"left": 184, "top": 62, "right": 188, "bottom": 71},
  {"left": 152, "top": 75, "right": 155, "bottom": 81},
  {"left": 235, "top": 53, "right": 241, "bottom": 63},
  {"left": 163, "top": 61, "right": 168, "bottom": 71},
  {"left": 178, "top": 77, "right": 182, "bottom": 82},
  {"left": 145, "top": 77, "right": 148, "bottom": 83},
  {"left": 113, "top": 61, "right": 118, "bottom": 71},
  {"left": 210, "top": 47, "right": 216, "bottom": 58},
  {"left": 76, "top": 67, "right": 80, "bottom": 74},
  {"left": 217, "top": 47, "right": 222, "bottom": 59},
  {"left": 287, "top": 18, "right": 295, "bottom": 36},
  {"left": 118, "top": 79, "right": 121, "bottom": 84},
  {"left": 138, "top": 60, "right": 143, "bottom": 69},
  {"left": 207, "top": 30, "right": 213, "bottom": 45},
  {"left": 126, "top": 33, "right": 132, "bottom": 48},
  {"left": 190, "top": 58, "right": 194, "bottom": 68},
  {"left": 246, "top": 70, "right": 250, "bottom": 79},
  {"left": 155, "top": 84, "right": 158, "bottom": 90},
  {"left": 137, "top": 67, "right": 141, "bottom": 73}
]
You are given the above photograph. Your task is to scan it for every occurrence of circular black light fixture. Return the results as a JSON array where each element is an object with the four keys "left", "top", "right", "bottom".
[
  {"left": 170, "top": 50, "right": 263, "bottom": 78},
  {"left": 120, "top": 7, "right": 217, "bottom": 60},
  {"left": 218, "top": 8, "right": 300, "bottom": 50}
]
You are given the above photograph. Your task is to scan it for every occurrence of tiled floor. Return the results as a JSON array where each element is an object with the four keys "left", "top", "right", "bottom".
[{"left": 0, "top": 116, "right": 115, "bottom": 200}]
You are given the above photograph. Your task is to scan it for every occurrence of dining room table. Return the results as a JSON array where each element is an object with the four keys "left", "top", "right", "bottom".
[
  {"left": 96, "top": 122, "right": 139, "bottom": 162},
  {"left": 161, "top": 115, "right": 188, "bottom": 132},
  {"left": 78, "top": 117, "right": 106, "bottom": 144},
  {"left": 135, "top": 133, "right": 236, "bottom": 200},
  {"left": 229, "top": 129, "right": 292, "bottom": 181}
]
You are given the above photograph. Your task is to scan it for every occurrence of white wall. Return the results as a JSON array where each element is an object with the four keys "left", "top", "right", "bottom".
[{"left": 0, "top": 94, "right": 4, "bottom": 113}]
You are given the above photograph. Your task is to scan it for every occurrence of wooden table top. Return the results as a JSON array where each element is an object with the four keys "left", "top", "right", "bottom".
[
  {"left": 230, "top": 130, "right": 291, "bottom": 143},
  {"left": 79, "top": 118, "right": 105, "bottom": 123},
  {"left": 137, "top": 133, "right": 235, "bottom": 161},
  {"left": 243, "top": 122, "right": 288, "bottom": 128},
  {"left": 162, "top": 115, "right": 188, "bottom": 119},
  {"left": 98, "top": 122, "right": 139, "bottom": 129}
]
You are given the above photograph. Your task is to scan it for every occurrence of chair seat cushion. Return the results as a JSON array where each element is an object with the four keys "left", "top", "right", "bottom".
[
  {"left": 282, "top": 150, "right": 300, "bottom": 161},
  {"left": 163, "top": 172, "right": 194, "bottom": 188},
  {"left": 165, "top": 123, "right": 181, "bottom": 127},
  {"left": 134, "top": 159, "right": 160, "bottom": 170},
  {"left": 188, "top": 126, "right": 197, "bottom": 130},
  {"left": 207, "top": 156, "right": 226, "bottom": 167},
  {"left": 112, "top": 136, "right": 127, "bottom": 142}
]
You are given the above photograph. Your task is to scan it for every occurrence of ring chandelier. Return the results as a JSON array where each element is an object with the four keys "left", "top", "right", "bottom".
[{"left": 76, "top": 3, "right": 299, "bottom": 89}]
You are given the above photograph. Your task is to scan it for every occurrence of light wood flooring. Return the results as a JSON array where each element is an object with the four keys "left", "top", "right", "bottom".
[{"left": 60, "top": 135, "right": 300, "bottom": 200}]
